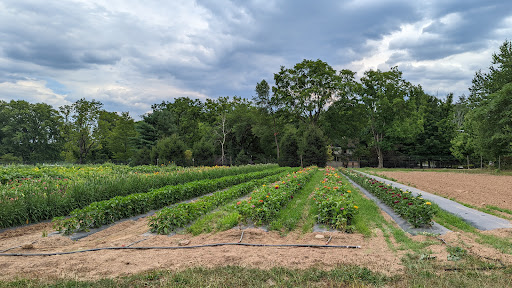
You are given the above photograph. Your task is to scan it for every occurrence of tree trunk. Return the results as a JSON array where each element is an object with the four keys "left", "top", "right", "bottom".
[
  {"left": 466, "top": 155, "right": 470, "bottom": 169},
  {"left": 377, "top": 148, "right": 384, "bottom": 168},
  {"left": 272, "top": 117, "right": 280, "bottom": 160}
]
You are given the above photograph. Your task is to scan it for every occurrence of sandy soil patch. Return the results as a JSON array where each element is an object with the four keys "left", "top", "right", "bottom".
[{"left": 0, "top": 217, "right": 404, "bottom": 281}]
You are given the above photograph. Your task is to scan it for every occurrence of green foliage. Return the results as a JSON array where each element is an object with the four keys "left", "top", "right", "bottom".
[
  {"left": 148, "top": 168, "right": 290, "bottom": 234},
  {"left": 272, "top": 59, "right": 343, "bottom": 125},
  {"left": 467, "top": 83, "right": 512, "bottom": 159},
  {"left": 0, "top": 164, "right": 276, "bottom": 229},
  {"left": 278, "top": 126, "right": 300, "bottom": 167},
  {"left": 0, "top": 100, "right": 63, "bottom": 163},
  {"left": 192, "top": 137, "right": 215, "bottom": 166},
  {"left": 60, "top": 98, "right": 103, "bottom": 164},
  {"left": 359, "top": 67, "right": 425, "bottom": 168},
  {"left": 312, "top": 168, "right": 358, "bottom": 231},
  {"left": 469, "top": 40, "right": 512, "bottom": 104},
  {"left": 235, "top": 167, "right": 315, "bottom": 224},
  {"left": 344, "top": 170, "right": 434, "bottom": 227},
  {"left": 153, "top": 134, "right": 186, "bottom": 166},
  {"left": 300, "top": 124, "right": 328, "bottom": 167},
  {"left": 53, "top": 166, "right": 281, "bottom": 234}
]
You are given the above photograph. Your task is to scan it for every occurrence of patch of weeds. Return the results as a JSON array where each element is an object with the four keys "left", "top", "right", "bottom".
[
  {"left": 447, "top": 246, "right": 468, "bottom": 261},
  {"left": 216, "top": 211, "right": 240, "bottom": 231},
  {"left": 476, "top": 233, "right": 512, "bottom": 254},
  {"left": 268, "top": 170, "right": 323, "bottom": 234},
  {"left": 187, "top": 212, "right": 217, "bottom": 235},
  {"left": 485, "top": 205, "right": 512, "bottom": 217}
]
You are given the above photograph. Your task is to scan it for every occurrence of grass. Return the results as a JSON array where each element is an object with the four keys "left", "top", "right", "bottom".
[
  {"left": 0, "top": 266, "right": 392, "bottom": 287},
  {"left": 268, "top": 170, "right": 323, "bottom": 234}
]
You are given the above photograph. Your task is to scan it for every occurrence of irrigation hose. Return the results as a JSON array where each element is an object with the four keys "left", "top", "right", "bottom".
[
  {"left": 325, "top": 236, "right": 332, "bottom": 245},
  {"left": 0, "top": 242, "right": 361, "bottom": 257},
  {"left": 126, "top": 238, "right": 149, "bottom": 247},
  {"left": 238, "top": 231, "right": 244, "bottom": 243}
]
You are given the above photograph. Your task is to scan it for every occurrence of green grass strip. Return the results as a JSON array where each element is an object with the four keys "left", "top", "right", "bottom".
[{"left": 268, "top": 169, "right": 323, "bottom": 233}]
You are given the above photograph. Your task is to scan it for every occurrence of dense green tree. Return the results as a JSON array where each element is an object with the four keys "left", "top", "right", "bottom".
[
  {"left": 108, "top": 112, "right": 137, "bottom": 163},
  {"left": 300, "top": 125, "right": 328, "bottom": 167},
  {"left": 463, "top": 40, "right": 512, "bottom": 164},
  {"left": 469, "top": 40, "right": 512, "bottom": 105},
  {"left": 60, "top": 98, "right": 103, "bottom": 164},
  {"left": 254, "top": 79, "right": 280, "bottom": 159},
  {"left": 192, "top": 137, "right": 215, "bottom": 166},
  {"left": 152, "top": 134, "right": 186, "bottom": 166},
  {"left": 320, "top": 69, "right": 365, "bottom": 151},
  {"left": 278, "top": 126, "right": 300, "bottom": 167},
  {"left": 0, "top": 100, "right": 63, "bottom": 162},
  {"left": 408, "top": 94, "right": 456, "bottom": 167},
  {"left": 273, "top": 59, "right": 342, "bottom": 125},
  {"left": 359, "top": 67, "right": 424, "bottom": 168},
  {"left": 467, "top": 83, "right": 512, "bottom": 161}
]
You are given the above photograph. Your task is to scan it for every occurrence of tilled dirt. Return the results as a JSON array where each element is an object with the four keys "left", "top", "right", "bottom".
[
  {"left": 0, "top": 217, "right": 404, "bottom": 281},
  {"left": 375, "top": 171, "right": 512, "bottom": 210}
]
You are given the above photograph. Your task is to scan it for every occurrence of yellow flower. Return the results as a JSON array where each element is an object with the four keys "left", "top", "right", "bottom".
[
  {"left": 354, "top": 205, "right": 358, "bottom": 209},
  {"left": 347, "top": 190, "right": 351, "bottom": 193},
  {"left": 425, "top": 202, "right": 431, "bottom": 205}
]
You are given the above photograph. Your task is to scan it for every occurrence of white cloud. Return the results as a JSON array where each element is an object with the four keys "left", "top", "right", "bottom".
[{"left": 0, "top": 80, "right": 71, "bottom": 107}]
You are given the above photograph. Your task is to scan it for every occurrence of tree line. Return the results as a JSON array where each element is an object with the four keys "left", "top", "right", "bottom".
[{"left": 1, "top": 40, "right": 510, "bottom": 168}]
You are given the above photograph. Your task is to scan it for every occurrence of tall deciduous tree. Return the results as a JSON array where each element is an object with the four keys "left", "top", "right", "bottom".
[
  {"left": 0, "top": 100, "right": 63, "bottom": 162},
  {"left": 360, "top": 67, "right": 424, "bottom": 168},
  {"left": 254, "top": 79, "right": 280, "bottom": 159},
  {"left": 272, "top": 59, "right": 342, "bottom": 125},
  {"left": 108, "top": 112, "right": 137, "bottom": 163},
  {"left": 60, "top": 98, "right": 103, "bottom": 164}
]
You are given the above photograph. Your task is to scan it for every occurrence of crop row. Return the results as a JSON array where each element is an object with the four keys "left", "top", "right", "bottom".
[
  {"left": 0, "top": 164, "right": 277, "bottom": 228},
  {"left": 53, "top": 167, "right": 287, "bottom": 234},
  {"left": 343, "top": 170, "right": 434, "bottom": 227},
  {"left": 236, "top": 167, "right": 315, "bottom": 225},
  {"left": 0, "top": 163, "right": 181, "bottom": 184},
  {"left": 148, "top": 168, "right": 296, "bottom": 234},
  {"left": 312, "top": 167, "right": 358, "bottom": 232}
]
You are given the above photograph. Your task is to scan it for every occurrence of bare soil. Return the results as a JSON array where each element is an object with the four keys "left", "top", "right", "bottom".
[
  {"left": 0, "top": 217, "right": 405, "bottom": 281},
  {"left": 375, "top": 171, "right": 512, "bottom": 210}
]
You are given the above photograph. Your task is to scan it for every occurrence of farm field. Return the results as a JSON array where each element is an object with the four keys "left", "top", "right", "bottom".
[
  {"left": 1, "top": 166, "right": 512, "bottom": 287},
  {"left": 363, "top": 169, "right": 512, "bottom": 212}
]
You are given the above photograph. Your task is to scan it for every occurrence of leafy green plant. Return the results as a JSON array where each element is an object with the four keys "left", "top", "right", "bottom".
[
  {"left": 312, "top": 167, "right": 358, "bottom": 231},
  {"left": 148, "top": 168, "right": 293, "bottom": 234},
  {"left": 235, "top": 167, "right": 315, "bottom": 225},
  {"left": 53, "top": 167, "right": 285, "bottom": 234},
  {"left": 343, "top": 169, "right": 434, "bottom": 227},
  {"left": 0, "top": 164, "right": 277, "bottom": 228}
]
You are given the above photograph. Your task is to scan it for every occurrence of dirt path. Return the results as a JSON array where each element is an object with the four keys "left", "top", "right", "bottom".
[{"left": 374, "top": 171, "right": 512, "bottom": 210}]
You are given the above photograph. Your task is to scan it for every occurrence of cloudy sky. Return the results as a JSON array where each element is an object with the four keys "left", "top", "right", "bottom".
[{"left": 1, "top": 0, "right": 511, "bottom": 119}]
